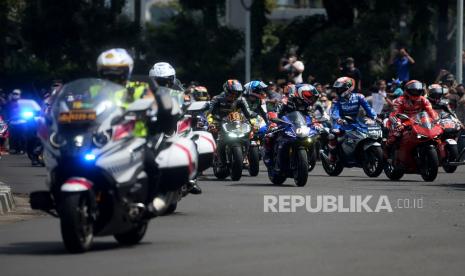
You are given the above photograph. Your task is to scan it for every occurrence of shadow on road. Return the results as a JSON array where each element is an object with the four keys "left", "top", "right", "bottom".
[
  {"left": 0, "top": 241, "right": 152, "bottom": 255},
  {"left": 430, "top": 183, "right": 465, "bottom": 191},
  {"left": 227, "top": 183, "right": 294, "bottom": 187},
  {"left": 347, "top": 178, "right": 424, "bottom": 183}
]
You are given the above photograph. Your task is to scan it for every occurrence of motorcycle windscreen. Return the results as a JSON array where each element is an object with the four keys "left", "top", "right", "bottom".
[
  {"left": 415, "top": 112, "right": 433, "bottom": 130},
  {"left": 51, "top": 78, "right": 123, "bottom": 125},
  {"left": 283, "top": 111, "right": 307, "bottom": 127},
  {"left": 49, "top": 78, "right": 124, "bottom": 157}
]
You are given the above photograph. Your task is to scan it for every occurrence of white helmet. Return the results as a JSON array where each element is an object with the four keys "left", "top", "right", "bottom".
[
  {"left": 96, "top": 48, "right": 134, "bottom": 82},
  {"left": 149, "top": 62, "right": 176, "bottom": 87}
]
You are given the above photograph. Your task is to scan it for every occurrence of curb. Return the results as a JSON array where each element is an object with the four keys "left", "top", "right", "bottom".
[{"left": 0, "top": 182, "right": 15, "bottom": 215}]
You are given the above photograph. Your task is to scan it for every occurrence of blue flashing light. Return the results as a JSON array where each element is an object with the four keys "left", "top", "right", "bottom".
[
  {"left": 84, "top": 153, "right": 96, "bottom": 161},
  {"left": 21, "top": 111, "right": 34, "bottom": 119}
]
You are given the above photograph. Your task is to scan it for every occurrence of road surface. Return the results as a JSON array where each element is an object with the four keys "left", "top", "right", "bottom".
[{"left": 1, "top": 154, "right": 465, "bottom": 276}]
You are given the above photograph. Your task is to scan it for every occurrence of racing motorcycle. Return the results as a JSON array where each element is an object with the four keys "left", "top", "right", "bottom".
[
  {"left": 436, "top": 111, "right": 463, "bottom": 173},
  {"left": 13, "top": 99, "right": 44, "bottom": 165},
  {"left": 30, "top": 79, "right": 196, "bottom": 253},
  {"left": 320, "top": 116, "right": 383, "bottom": 177},
  {"left": 247, "top": 116, "right": 267, "bottom": 176},
  {"left": 213, "top": 111, "right": 251, "bottom": 181},
  {"left": 267, "top": 111, "right": 318, "bottom": 186},
  {"left": 384, "top": 112, "right": 443, "bottom": 181}
]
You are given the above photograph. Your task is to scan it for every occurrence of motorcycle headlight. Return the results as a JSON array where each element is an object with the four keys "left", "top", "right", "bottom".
[
  {"left": 93, "top": 131, "right": 111, "bottom": 148},
  {"left": 49, "top": 132, "right": 66, "bottom": 148}
]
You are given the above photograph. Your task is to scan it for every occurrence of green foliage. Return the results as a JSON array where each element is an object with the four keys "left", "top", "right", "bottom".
[{"left": 144, "top": 12, "right": 243, "bottom": 93}]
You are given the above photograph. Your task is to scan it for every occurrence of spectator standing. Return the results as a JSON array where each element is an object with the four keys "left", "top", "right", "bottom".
[
  {"left": 279, "top": 53, "right": 305, "bottom": 84},
  {"left": 367, "top": 80, "right": 392, "bottom": 117},
  {"left": 391, "top": 47, "right": 415, "bottom": 82},
  {"left": 340, "top": 57, "right": 362, "bottom": 92}
]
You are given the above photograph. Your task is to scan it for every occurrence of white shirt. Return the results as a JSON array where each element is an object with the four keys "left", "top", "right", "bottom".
[
  {"left": 284, "top": 61, "right": 305, "bottom": 84},
  {"left": 371, "top": 91, "right": 386, "bottom": 115}
]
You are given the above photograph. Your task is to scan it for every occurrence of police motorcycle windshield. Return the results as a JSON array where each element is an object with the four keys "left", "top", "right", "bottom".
[{"left": 49, "top": 78, "right": 124, "bottom": 157}]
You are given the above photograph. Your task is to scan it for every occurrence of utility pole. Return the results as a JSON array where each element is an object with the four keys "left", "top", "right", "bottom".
[
  {"left": 241, "top": 0, "right": 252, "bottom": 83},
  {"left": 457, "top": 0, "right": 463, "bottom": 83}
]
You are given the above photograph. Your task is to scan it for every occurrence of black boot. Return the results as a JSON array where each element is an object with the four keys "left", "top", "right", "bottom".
[{"left": 189, "top": 179, "right": 202, "bottom": 195}]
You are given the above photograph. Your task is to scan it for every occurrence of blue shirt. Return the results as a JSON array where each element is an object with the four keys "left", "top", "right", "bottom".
[
  {"left": 394, "top": 57, "right": 410, "bottom": 82},
  {"left": 331, "top": 93, "right": 376, "bottom": 129}
]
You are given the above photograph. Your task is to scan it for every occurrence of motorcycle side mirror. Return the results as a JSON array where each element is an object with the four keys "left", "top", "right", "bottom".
[{"left": 396, "top": 114, "right": 409, "bottom": 121}]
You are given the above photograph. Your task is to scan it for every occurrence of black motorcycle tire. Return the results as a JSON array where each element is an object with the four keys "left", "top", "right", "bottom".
[
  {"left": 320, "top": 150, "right": 344, "bottom": 176},
  {"left": 114, "top": 222, "right": 148, "bottom": 245},
  {"left": 162, "top": 202, "right": 178, "bottom": 215},
  {"left": 362, "top": 146, "right": 384, "bottom": 177},
  {"left": 269, "top": 171, "right": 287, "bottom": 185},
  {"left": 420, "top": 147, "right": 439, "bottom": 182},
  {"left": 307, "top": 147, "right": 316, "bottom": 172},
  {"left": 383, "top": 159, "right": 404, "bottom": 181},
  {"left": 213, "top": 154, "right": 229, "bottom": 179},
  {"left": 60, "top": 193, "right": 94, "bottom": 253},
  {"left": 443, "top": 144, "right": 458, "bottom": 173},
  {"left": 230, "top": 146, "right": 243, "bottom": 181},
  {"left": 248, "top": 146, "right": 260, "bottom": 176},
  {"left": 294, "top": 148, "right": 309, "bottom": 187}
]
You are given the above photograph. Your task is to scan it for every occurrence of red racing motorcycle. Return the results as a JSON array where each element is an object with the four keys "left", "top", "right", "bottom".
[{"left": 384, "top": 112, "right": 443, "bottom": 182}]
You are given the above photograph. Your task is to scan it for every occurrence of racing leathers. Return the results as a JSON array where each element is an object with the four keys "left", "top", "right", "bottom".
[
  {"left": 208, "top": 93, "right": 256, "bottom": 167},
  {"left": 263, "top": 95, "right": 314, "bottom": 168},
  {"left": 386, "top": 95, "right": 438, "bottom": 149},
  {"left": 328, "top": 93, "right": 377, "bottom": 162}
]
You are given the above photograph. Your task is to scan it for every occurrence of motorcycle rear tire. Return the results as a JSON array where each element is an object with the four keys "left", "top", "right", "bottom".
[
  {"left": 269, "top": 171, "right": 287, "bottom": 185},
  {"left": 114, "top": 222, "right": 148, "bottom": 245},
  {"left": 248, "top": 146, "right": 260, "bottom": 176},
  {"left": 443, "top": 144, "right": 458, "bottom": 173},
  {"left": 362, "top": 146, "right": 384, "bottom": 177},
  {"left": 420, "top": 147, "right": 439, "bottom": 182},
  {"left": 60, "top": 193, "right": 94, "bottom": 253},
  {"left": 230, "top": 146, "right": 243, "bottom": 181},
  {"left": 213, "top": 154, "right": 229, "bottom": 179},
  {"left": 294, "top": 149, "right": 308, "bottom": 187}
]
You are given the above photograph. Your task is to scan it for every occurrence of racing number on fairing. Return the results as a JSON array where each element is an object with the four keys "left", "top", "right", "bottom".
[{"left": 228, "top": 112, "right": 241, "bottom": 122}]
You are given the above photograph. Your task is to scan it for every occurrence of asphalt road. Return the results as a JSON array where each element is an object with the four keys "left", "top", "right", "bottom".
[{"left": 1, "top": 154, "right": 465, "bottom": 276}]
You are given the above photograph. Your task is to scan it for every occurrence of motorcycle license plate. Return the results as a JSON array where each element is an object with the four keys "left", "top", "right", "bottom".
[{"left": 59, "top": 110, "right": 96, "bottom": 123}]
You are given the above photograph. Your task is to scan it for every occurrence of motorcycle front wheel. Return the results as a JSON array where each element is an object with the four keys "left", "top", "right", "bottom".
[
  {"left": 293, "top": 148, "right": 308, "bottom": 186},
  {"left": 59, "top": 193, "right": 94, "bottom": 253},
  {"left": 420, "top": 146, "right": 439, "bottom": 182},
  {"left": 230, "top": 146, "right": 243, "bottom": 181},
  {"left": 248, "top": 146, "right": 260, "bottom": 176},
  {"left": 362, "top": 146, "right": 383, "bottom": 177},
  {"left": 443, "top": 144, "right": 458, "bottom": 173},
  {"left": 307, "top": 146, "right": 316, "bottom": 172},
  {"left": 320, "top": 150, "right": 344, "bottom": 176}
]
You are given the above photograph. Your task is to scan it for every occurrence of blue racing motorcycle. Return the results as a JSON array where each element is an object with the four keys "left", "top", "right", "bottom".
[
  {"left": 320, "top": 116, "right": 383, "bottom": 177},
  {"left": 267, "top": 111, "right": 319, "bottom": 186}
]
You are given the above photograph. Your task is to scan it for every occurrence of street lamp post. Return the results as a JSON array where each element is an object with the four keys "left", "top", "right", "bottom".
[
  {"left": 245, "top": 8, "right": 251, "bottom": 83},
  {"left": 241, "top": 0, "right": 252, "bottom": 83},
  {"left": 457, "top": 0, "right": 463, "bottom": 84}
]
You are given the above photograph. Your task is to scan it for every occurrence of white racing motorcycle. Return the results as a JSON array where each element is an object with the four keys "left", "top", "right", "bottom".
[{"left": 30, "top": 78, "right": 197, "bottom": 253}]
